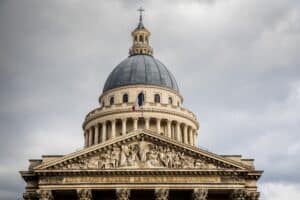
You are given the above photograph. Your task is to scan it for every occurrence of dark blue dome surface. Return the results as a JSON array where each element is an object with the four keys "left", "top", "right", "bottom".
[{"left": 103, "top": 55, "right": 179, "bottom": 92}]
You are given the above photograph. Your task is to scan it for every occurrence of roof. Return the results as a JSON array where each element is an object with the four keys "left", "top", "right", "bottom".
[{"left": 103, "top": 55, "right": 179, "bottom": 93}]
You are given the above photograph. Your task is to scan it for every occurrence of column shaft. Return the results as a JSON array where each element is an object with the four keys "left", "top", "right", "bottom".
[
  {"left": 167, "top": 120, "right": 172, "bottom": 138},
  {"left": 94, "top": 123, "right": 99, "bottom": 144},
  {"left": 145, "top": 118, "right": 150, "bottom": 130},
  {"left": 194, "top": 130, "right": 198, "bottom": 146},
  {"left": 122, "top": 118, "right": 127, "bottom": 135},
  {"left": 183, "top": 125, "right": 188, "bottom": 144},
  {"left": 176, "top": 123, "right": 181, "bottom": 142},
  {"left": 88, "top": 127, "right": 93, "bottom": 146},
  {"left": 156, "top": 119, "right": 161, "bottom": 134},
  {"left": 111, "top": 120, "right": 116, "bottom": 139},
  {"left": 102, "top": 122, "right": 107, "bottom": 142},
  {"left": 84, "top": 131, "right": 88, "bottom": 147},
  {"left": 133, "top": 118, "right": 138, "bottom": 131}
]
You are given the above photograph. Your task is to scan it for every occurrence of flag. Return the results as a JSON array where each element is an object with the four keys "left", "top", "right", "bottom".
[{"left": 132, "top": 96, "right": 140, "bottom": 111}]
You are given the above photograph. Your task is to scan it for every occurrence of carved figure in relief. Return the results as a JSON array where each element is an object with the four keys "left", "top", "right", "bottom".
[
  {"left": 138, "top": 141, "right": 149, "bottom": 162},
  {"left": 120, "top": 145, "right": 129, "bottom": 166}
]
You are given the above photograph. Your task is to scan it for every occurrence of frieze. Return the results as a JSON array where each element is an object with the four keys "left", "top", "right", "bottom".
[
  {"left": 52, "top": 141, "right": 224, "bottom": 170},
  {"left": 39, "top": 175, "right": 219, "bottom": 184}
]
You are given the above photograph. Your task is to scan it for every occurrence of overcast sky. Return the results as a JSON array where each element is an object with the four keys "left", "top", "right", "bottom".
[{"left": 0, "top": 0, "right": 299, "bottom": 199}]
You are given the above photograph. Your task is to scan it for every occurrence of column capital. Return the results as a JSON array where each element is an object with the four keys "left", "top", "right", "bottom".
[
  {"left": 248, "top": 192, "right": 260, "bottom": 200},
  {"left": 230, "top": 189, "right": 248, "bottom": 200},
  {"left": 37, "top": 190, "right": 53, "bottom": 200},
  {"left": 193, "top": 188, "right": 208, "bottom": 200},
  {"left": 116, "top": 188, "right": 130, "bottom": 200},
  {"left": 23, "top": 191, "right": 38, "bottom": 200},
  {"left": 155, "top": 188, "right": 169, "bottom": 200},
  {"left": 77, "top": 189, "right": 92, "bottom": 200}
]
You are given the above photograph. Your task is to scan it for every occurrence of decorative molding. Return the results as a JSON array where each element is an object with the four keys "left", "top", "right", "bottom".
[
  {"left": 193, "top": 188, "right": 208, "bottom": 200},
  {"left": 155, "top": 188, "right": 169, "bottom": 200}
]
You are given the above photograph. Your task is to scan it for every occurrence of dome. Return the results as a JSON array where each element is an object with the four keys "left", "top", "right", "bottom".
[{"left": 103, "top": 55, "right": 179, "bottom": 93}]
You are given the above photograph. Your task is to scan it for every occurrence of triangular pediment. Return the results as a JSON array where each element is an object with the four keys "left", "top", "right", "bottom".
[{"left": 35, "top": 130, "right": 251, "bottom": 171}]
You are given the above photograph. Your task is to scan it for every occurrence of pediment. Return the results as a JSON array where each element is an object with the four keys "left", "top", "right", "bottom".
[{"left": 35, "top": 130, "right": 251, "bottom": 171}]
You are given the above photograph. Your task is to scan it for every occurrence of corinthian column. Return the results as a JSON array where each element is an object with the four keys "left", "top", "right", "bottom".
[
  {"left": 77, "top": 189, "right": 92, "bottom": 200},
  {"left": 155, "top": 188, "right": 169, "bottom": 200},
  {"left": 37, "top": 190, "right": 53, "bottom": 200},
  {"left": 116, "top": 188, "right": 130, "bottom": 200},
  {"left": 230, "top": 189, "right": 248, "bottom": 200},
  {"left": 193, "top": 188, "right": 208, "bottom": 200}
]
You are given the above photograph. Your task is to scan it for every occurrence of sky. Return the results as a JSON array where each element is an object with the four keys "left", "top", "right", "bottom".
[{"left": 0, "top": 0, "right": 299, "bottom": 199}]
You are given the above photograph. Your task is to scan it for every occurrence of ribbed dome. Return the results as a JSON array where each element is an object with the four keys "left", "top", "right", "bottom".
[{"left": 103, "top": 55, "right": 179, "bottom": 92}]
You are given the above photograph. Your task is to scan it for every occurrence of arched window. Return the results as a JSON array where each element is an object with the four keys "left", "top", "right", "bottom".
[
  {"left": 154, "top": 94, "right": 160, "bottom": 103},
  {"left": 137, "top": 92, "right": 145, "bottom": 106},
  {"left": 123, "top": 94, "right": 128, "bottom": 103},
  {"left": 102, "top": 101, "right": 105, "bottom": 106},
  {"left": 168, "top": 97, "right": 173, "bottom": 104},
  {"left": 139, "top": 35, "right": 144, "bottom": 42},
  {"left": 109, "top": 96, "right": 114, "bottom": 105},
  {"left": 177, "top": 101, "right": 180, "bottom": 107},
  {"left": 134, "top": 35, "right": 137, "bottom": 41}
]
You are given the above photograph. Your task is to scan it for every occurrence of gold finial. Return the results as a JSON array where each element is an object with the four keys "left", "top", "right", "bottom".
[{"left": 129, "top": 7, "right": 153, "bottom": 56}]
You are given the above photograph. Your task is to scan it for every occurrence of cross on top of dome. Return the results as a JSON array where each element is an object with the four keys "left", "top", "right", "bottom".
[{"left": 129, "top": 7, "right": 153, "bottom": 56}]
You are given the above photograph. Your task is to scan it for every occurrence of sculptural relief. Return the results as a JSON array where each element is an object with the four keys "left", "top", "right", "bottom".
[{"left": 59, "top": 140, "right": 220, "bottom": 170}]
